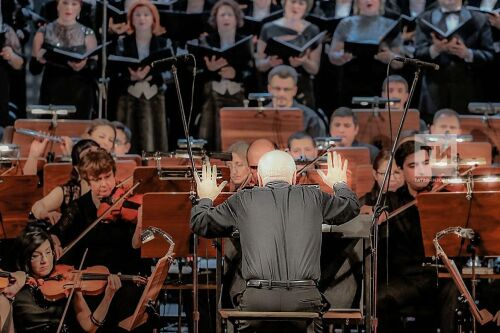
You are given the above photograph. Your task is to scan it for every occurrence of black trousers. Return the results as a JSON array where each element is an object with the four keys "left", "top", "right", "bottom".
[
  {"left": 237, "top": 286, "right": 325, "bottom": 333},
  {"left": 377, "top": 277, "right": 458, "bottom": 333}
]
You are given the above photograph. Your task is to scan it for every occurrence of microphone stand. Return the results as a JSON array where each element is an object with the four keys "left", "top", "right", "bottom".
[
  {"left": 169, "top": 61, "right": 200, "bottom": 333},
  {"left": 98, "top": 0, "right": 109, "bottom": 119},
  {"left": 369, "top": 64, "right": 423, "bottom": 333}
]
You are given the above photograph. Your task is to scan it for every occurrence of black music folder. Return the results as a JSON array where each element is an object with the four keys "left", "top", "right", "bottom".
[
  {"left": 305, "top": 14, "right": 343, "bottom": 33},
  {"left": 43, "top": 41, "right": 112, "bottom": 63},
  {"left": 108, "top": 48, "right": 173, "bottom": 70},
  {"left": 466, "top": 6, "right": 500, "bottom": 15},
  {"left": 400, "top": 14, "right": 419, "bottom": 31},
  {"left": 344, "top": 19, "right": 400, "bottom": 58},
  {"left": 96, "top": 0, "right": 128, "bottom": 24},
  {"left": 159, "top": 10, "right": 209, "bottom": 42},
  {"left": 242, "top": 10, "right": 283, "bottom": 36},
  {"left": 186, "top": 35, "right": 253, "bottom": 66},
  {"left": 150, "top": 0, "right": 179, "bottom": 10},
  {"left": 264, "top": 30, "right": 326, "bottom": 59},
  {"left": 419, "top": 17, "right": 473, "bottom": 39},
  {"left": 0, "top": 30, "right": 5, "bottom": 48}
]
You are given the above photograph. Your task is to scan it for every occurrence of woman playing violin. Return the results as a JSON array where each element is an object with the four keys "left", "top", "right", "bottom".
[
  {"left": 31, "top": 139, "right": 100, "bottom": 225},
  {"left": 12, "top": 227, "right": 121, "bottom": 333},
  {"left": 50, "top": 149, "right": 142, "bottom": 275}
]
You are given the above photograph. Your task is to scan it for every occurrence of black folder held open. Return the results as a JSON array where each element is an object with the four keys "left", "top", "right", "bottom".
[
  {"left": 344, "top": 19, "right": 400, "bottom": 58},
  {"left": 264, "top": 30, "right": 327, "bottom": 59},
  {"left": 42, "top": 40, "right": 112, "bottom": 63},
  {"left": 186, "top": 35, "right": 253, "bottom": 66}
]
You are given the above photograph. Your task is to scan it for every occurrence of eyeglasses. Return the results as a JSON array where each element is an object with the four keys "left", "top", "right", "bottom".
[{"left": 30, "top": 250, "right": 54, "bottom": 263}]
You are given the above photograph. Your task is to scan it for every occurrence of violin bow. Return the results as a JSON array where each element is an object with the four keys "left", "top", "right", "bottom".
[
  {"left": 0, "top": 166, "right": 15, "bottom": 176},
  {"left": 56, "top": 249, "right": 88, "bottom": 333},
  {"left": 379, "top": 164, "right": 479, "bottom": 224},
  {"left": 60, "top": 181, "right": 141, "bottom": 258}
]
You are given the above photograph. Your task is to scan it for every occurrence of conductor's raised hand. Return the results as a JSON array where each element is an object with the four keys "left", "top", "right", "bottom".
[
  {"left": 317, "top": 151, "right": 348, "bottom": 188},
  {"left": 194, "top": 163, "right": 228, "bottom": 201}
]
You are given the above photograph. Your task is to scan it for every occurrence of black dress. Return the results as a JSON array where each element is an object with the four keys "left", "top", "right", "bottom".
[
  {"left": 33, "top": 21, "right": 97, "bottom": 120},
  {"left": 198, "top": 33, "right": 253, "bottom": 150},
  {"left": 332, "top": 15, "right": 403, "bottom": 107},
  {"left": 13, "top": 285, "right": 79, "bottom": 333},
  {"left": 0, "top": 24, "right": 22, "bottom": 127},
  {"left": 50, "top": 191, "right": 141, "bottom": 275}
]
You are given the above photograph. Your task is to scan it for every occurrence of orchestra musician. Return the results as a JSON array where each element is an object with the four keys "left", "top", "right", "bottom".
[
  {"left": 377, "top": 140, "right": 458, "bottom": 333},
  {"left": 246, "top": 138, "right": 276, "bottom": 184},
  {"left": 266, "top": 65, "right": 327, "bottom": 138},
  {"left": 359, "top": 149, "right": 404, "bottom": 211},
  {"left": 22, "top": 119, "right": 116, "bottom": 176},
  {"left": 226, "top": 140, "right": 252, "bottom": 191},
  {"left": 50, "top": 149, "right": 142, "bottom": 274},
  {"left": 429, "top": 108, "right": 461, "bottom": 135},
  {"left": 287, "top": 131, "right": 318, "bottom": 162},
  {"left": 329, "top": 107, "right": 380, "bottom": 162},
  {"left": 12, "top": 227, "right": 122, "bottom": 333},
  {"left": 30, "top": 139, "right": 100, "bottom": 225},
  {"left": 112, "top": 121, "right": 133, "bottom": 156},
  {"left": 191, "top": 150, "right": 360, "bottom": 332}
]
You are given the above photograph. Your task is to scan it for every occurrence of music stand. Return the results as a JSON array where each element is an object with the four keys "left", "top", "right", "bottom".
[
  {"left": 133, "top": 166, "right": 230, "bottom": 194},
  {"left": 141, "top": 192, "right": 232, "bottom": 333},
  {"left": 459, "top": 115, "right": 500, "bottom": 152},
  {"left": 353, "top": 109, "right": 421, "bottom": 149},
  {"left": 119, "top": 244, "right": 175, "bottom": 331},
  {"left": 0, "top": 175, "right": 41, "bottom": 238},
  {"left": 219, "top": 107, "right": 304, "bottom": 150},
  {"left": 418, "top": 191, "right": 500, "bottom": 258}
]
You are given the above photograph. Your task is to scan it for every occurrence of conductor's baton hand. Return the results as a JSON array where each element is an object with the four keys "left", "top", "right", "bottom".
[
  {"left": 317, "top": 151, "right": 348, "bottom": 188},
  {"left": 194, "top": 163, "right": 228, "bottom": 201}
]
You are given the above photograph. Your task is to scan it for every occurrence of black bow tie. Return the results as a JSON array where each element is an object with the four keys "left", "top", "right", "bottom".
[{"left": 441, "top": 9, "right": 461, "bottom": 16}]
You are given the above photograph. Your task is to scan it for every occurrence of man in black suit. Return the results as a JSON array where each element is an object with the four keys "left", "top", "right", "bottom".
[{"left": 414, "top": 0, "right": 495, "bottom": 121}]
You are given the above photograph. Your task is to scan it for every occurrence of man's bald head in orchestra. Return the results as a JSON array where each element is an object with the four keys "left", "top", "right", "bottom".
[
  {"left": 247, "top": 138, "right": 277, "bottom": 168},
  {"left": 258, "top": 150, "right": 297, "bottom": 186}
]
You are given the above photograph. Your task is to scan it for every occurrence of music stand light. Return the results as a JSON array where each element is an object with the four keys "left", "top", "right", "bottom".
[{"left": 141, "top": 226, "right": 175, "bottom": 245}]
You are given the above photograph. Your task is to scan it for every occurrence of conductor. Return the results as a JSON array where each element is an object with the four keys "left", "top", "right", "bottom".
[{"left": 190, "top": 151, "right": 360, "bottom": 332}]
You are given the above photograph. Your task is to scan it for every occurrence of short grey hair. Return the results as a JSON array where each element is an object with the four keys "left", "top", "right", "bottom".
[
  {"left": 268, "top": 65, "right": 298, "bottom": 85},
  {"left": 258, "top": 150, "right": 296, "bottom": 185}
]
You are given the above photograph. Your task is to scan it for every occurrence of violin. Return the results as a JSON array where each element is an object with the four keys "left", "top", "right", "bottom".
[
  {"left": 97, "top": 186, "right": 143, "bottom": 222},
  {"left": 34, "top": 264, "right": 146, "bottom": 301},
  {"left": 0, "top": 271, "right": 12, "bottom": 290}
]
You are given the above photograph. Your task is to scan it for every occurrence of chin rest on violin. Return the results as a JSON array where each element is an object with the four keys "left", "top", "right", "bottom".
[
  {"left": 36, "top": 264, "right": 146, "bottom": 301},
  {"left": 97, "top": 186, "right": 143, "bottom": 222},
  {"left": 0, "top": 271, "right": 13, "bottom": 290}
]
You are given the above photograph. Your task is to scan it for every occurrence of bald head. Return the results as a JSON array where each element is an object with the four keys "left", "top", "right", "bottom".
[
  {"left": 258, "top": 150, "right": 296, "bottom": 185},
  {"left": 247, "top": 139, "right": 276, "bottom": 167}
]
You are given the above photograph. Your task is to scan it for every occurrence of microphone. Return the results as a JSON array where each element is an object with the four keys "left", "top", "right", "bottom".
[
  {"left": 393, "top": 57, "right": 440, "bottom": 70},
  {"left": 151, "top": 54, "right": 192, "bottom": 68}
]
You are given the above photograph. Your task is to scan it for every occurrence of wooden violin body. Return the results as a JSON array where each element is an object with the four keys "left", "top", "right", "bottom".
[
  {"left": 37, "top": 264, "right": 144, "bottom": 301},
  {"left": 97, "top": 187, "right": 143, "bottom": 222}
]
